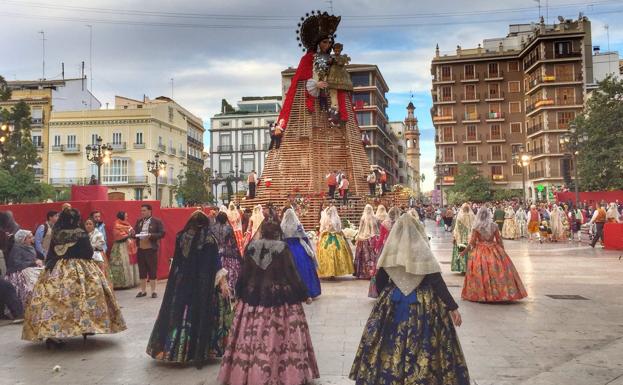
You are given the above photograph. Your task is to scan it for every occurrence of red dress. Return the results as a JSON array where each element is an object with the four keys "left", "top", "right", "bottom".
[{"left": 461, "top": 226, "right": 527, "bottom": 302}]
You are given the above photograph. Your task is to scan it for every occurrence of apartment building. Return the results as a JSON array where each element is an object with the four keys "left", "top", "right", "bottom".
[
  {"left": 0, "top": 77, "right": 100, "bottom": 182},
  {"left": 431, "top": 16, "right": 593, "bottom": 201},
  {"left": 209, "top": 97, "right": 281, "bottom": 203},
  {"left": 49, "top": 95, "right": 204, "bottom": 207},
  {"left": 282, "top": 63, "right": 401, "bottom": 184}
]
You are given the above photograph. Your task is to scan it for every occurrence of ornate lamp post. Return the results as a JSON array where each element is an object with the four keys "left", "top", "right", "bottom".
[
  {"left": 559, "top": 123, "right": 587, "bottom": 207},
  {"left": 435, "top": 158, "right": 449, "bottom": 207},
  {"left": 512, "top": 145, "right": 532, "bottom": 204},
  {"left": 85, "top": 135, "right": 113, "bottom": 184},
  {"left": 146, "top": 153, "right": 167, "bottom": 201}
]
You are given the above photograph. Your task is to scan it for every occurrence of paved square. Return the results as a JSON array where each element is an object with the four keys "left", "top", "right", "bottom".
[{"left": 1, "top": 221, "right": 623, "bottom": 385}]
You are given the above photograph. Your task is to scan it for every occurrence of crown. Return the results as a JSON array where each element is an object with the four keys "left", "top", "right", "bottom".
[{"left": 296, "top": 10, "right": 341, "bottom": 51}]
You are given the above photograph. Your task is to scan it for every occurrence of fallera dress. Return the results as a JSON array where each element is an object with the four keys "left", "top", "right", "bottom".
[
  {"left": 282, "top": 209, "right": 321, "bottom": 298},
  {"left": 501, "top": 208, "right": 518, "bottom": 240},
  {"left": 210, "top": 221, "right": 242, "bottom": 296},
  {"left": 109, "top": 219, "right": 139, "bottom": 289}
]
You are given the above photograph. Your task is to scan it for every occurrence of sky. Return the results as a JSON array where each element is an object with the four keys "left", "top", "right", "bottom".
[{"left": 1, "top": 0, "right": 622, "bottom": 191}]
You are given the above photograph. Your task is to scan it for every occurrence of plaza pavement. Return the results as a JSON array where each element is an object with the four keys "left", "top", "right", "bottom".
[{"left": 1, "top": 220, "right": 623, "bottom": 385}]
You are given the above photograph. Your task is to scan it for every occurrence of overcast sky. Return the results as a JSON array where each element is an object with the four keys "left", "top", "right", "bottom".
[{"left": 1, "top": 0, "right": 621, "bottom": 191}]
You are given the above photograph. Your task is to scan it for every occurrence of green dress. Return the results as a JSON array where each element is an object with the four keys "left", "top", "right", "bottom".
[{"left": 451, "top": 221, "right": 470, "bottom": 273}]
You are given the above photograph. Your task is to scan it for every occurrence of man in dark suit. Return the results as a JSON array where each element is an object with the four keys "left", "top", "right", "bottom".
[{"left": 134, "top": 204, "right": 165, "bottom": 298}]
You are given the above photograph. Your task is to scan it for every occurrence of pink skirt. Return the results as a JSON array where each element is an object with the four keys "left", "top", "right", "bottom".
[{"left": 218, "top": 301, "right": 319, "bottom": 385}]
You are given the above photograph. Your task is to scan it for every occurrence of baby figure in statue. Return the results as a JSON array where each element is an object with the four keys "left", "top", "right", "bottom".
[{"left": 327, "top": 43, "right": 353, "bottom": 127}]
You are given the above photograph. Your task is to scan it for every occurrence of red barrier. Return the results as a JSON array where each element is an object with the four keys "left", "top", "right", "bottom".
[
  {"left": 604, "top": 223, "right": 623, "bottom": 250},
  {"left": 555, "top": 191, "right": 623, "bottom": 206},
  {"left": 71, "top": 185, "right": 109, "bottom": 201}
]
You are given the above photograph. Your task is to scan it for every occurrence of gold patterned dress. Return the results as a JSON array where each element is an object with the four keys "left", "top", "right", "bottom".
[
  {"left": 316, "top": 206, "right": 354, "bottom": 278},
  {"left": 22, "top": 227, "right": 126, "bottom": 341}
]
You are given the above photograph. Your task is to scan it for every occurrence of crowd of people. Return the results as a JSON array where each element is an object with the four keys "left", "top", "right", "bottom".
[{"left": 1, "top": 195, "right": 620, "bottom": 384}]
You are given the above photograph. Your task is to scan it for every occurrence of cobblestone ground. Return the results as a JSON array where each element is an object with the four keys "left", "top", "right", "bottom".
[{"left": 1, "top": 220, "right": 623, "bottom": 385}]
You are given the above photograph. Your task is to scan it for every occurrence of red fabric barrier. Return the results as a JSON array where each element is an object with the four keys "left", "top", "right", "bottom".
[
  {"left": 71, "top": 185, "right": 109, "bottom": 201},
  {"left": 604, "top": 223, "right": 623, "bottom": 250},
  {"left": 555, "top": 191, "right": 623, "bottom": 206}
]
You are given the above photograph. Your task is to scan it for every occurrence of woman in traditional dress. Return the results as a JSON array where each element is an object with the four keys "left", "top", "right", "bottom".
[
  {"left": 451, "top": 203, "right": 475, "bottom": 274},
  {"left": 281, "top": 208, "right": 321, "bottom": 299},
  {"left": 501, "top": 205, "right": 518, "bottom": 240},
  {"left": 242, "top": 204, "right": 264, "bottom": 250},
  {"left": 375, "top": 204, "right": 388, "bottom": 223},
  {"left": 316, "top": 206, "right": 354, "bottom": 278},
  {"left": 218, "top": 221, "right": 319, "bottom": 385},
  {"left": 606, "top": 202, "right": 621, "bottom": 223},
  {"left": 226, "top": 202, "right": 245, "bottom": 256},
  {"left": 354, "top": 204, "right": 380, "bottom": 279},
  {"left": 147, "top": 211, "right": 232, "bottom": 368},
  {"left": 109, "top": 211, "right": 139, "bottom": 289},
  {"left": 549, "top": 204, "right": 565, "bottom": 242},
  {"left": 22, "top": 208, "right": 126, "bottom": 347},
  {"left": 211, "top": 212, "right": 242, "bottom": 296},
  {"left": 84, "top": 218, "right": 107, "bottom": 276},
  {"left": 350, "top": 214, "right": 470, "bottom": 385},
  {"left": 527, "top": 204, "right": 541, "bottom": 242},
  {"left": 514, "top": 205, "right": 528, "bottom": 238},
  {"left": 460, "top": 207, "right": 527, "bottom": 303},
  {"left": 369, "top": 206, "right": 402, "bottom": 298},
  {"left": 568, "top": 205, "right": 583, "bottom": 242},
  {"left": 5, "top": 230, "right": 42, "bottom": 308}
]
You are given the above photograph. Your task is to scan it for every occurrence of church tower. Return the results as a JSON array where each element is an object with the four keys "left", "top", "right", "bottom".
[{"left": 404, "top": 101, "right": 421, "bottom": 195}]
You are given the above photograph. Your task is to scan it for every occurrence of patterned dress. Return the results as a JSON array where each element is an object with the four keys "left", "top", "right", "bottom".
[
  {"left": 354, "top": 237, "right": 379, "bottom": 279},
  {"left": 218, "top": 239, "right": 319, "bottom": 385},
  {"left": 317, "top": 231, "right": 354, "bottom": 278},
  {"left": 109, "top": 220, "right": 139, "bottom": 289},
  {"left": 451, "top": 221, "right": 470, "bottom": 273},
  {"left": 461, "top": 226, "right": 527, "bottom": 302},
  {"left": 146, "top": 227, "right": 232, "bottom": 366},
  {"left": 351, "top": 270, "right": 470, "bottom": 385},
  {"left": 501, "top": 208, "right": 518, "bottom": 240},
  {"left": 211, "top": 221, "right": 242, "bottom": 295}
]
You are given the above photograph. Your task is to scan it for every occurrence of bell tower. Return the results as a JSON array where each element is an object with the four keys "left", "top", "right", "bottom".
[{"left": 404, "top": 101, "right": 421, "bottom": 195}]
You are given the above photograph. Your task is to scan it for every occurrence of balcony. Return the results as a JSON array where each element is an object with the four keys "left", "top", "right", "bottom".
[
  {"left": 435, "top": 135, "right": 457, "bottom": 144},
  {"left": 50, "top": 177, "right": 85, "bottom": 186},
  {"left": 462, "top": 155, "right": 483, "bottom": 163},
  {"left": 527, "top": 97, "right": 581, "bottom": 116},
  {"left": 486, "top": 154, "right": 508, "bottom": 163},
  {"left": 485, "top": 112, "right": 505, "bottom": 122},
  {"left": 169, "top": 147, "right": 177, "bottom": 155},
  {"left": 432, "top": 95, "right": 456, "bottom": 104},
  {"left": 432, "top": 74, "right": 456, "bottom": 84},
  {"left": 432, "top": 115, "right": 456, "bottom": 124},
  {"left": 51, "top": 145, "right": 63, "bottom": 152},
  {"left": 486, "top": 133, "right": 506, "bottom": 142},
  {"left": 128, "top": 176, "right": 148, "bottom": 184},
  {"left": 217, "top": 144, "right": 233, "bottom": 152},
  {"left": 34, "top": 168, "right": 44, "bottom": 179},
  {"left": 31, "top": 118, "right": 43, "bottom": 127},
  {"left": 111, "top": 142, "right": 127, "bottom": 152},
  {"left": 438, "top": 157, "right": 457, "bottom": 164},
  {"left": 491, "top": 174, "right": 508, "bottom": 182},
  {"left": 460, "top": 93, "right": 480, "bottom": 103},
  {"left": 262, "top": 142, "right": 270, "bottom": 150},
  {"left": 187, "top": 155, "right": 204, "bottom": 164},
  {"left": 529, "top": 170, "right": 545, "bottom": 179},
  {"left": 180, "top": 149, "right": 186, "bottom": 157},
  {"left": 133, "top": 142, "right": 146, "bottom": 149},
  {"left": 485, "top": 91, "right": 505, "bottom": 102},
  {"left": 462, "top": 134, "right": 483, "bottom": 143},
  {"left": 63, "top": 144, "right": 81, "bottom": 154},
  {"left": 240, "top": 144, "right": 256, "bottom": 151},
  {"left": 553, "top": 51, "right": 582, "bottom": 59},
  {"left": 158, "top": 144, "right": 166, "bottom": 152},
  {"left": 35, "top": 142, "right": 44, "bottom": 152},
  {"left": 484, "top": 70, "right": 504, "bottom": 81},
  {"left": 526, "top": 123, "right": 544, "bottom": 136},
  {"left": 459, "top": 73, "right": 480, "bottom": 82},
  {"left": 462, "top": 113, "right": 480, "bottom": 123},
  {"left": 532, "top": 147, "right": 545, "bottom": 156},
  {"left": 187, "top": 136, "right": 203, "bottom": 146},
  {"left": 527, "top": 73, "right": 583, "bottom": 94}
]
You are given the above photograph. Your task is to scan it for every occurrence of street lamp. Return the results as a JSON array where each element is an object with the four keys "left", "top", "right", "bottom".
[
  {"left": 146, "top": 153, "right": 167, "bottom": 201},
  {"left": 0, "top": 121, "right": 15, "bottom": 152},
  {"left": 559, "top": 123, "right": 587, "bottom": 207},
  {"left": 512, "top": 145, "right": 532, "bottom": 204},
  {"left": 85, "top": 135, "right": 113, "bottom": 184},
  {"left": 435, "top": 158, "right": 449, "bottom": 207}
]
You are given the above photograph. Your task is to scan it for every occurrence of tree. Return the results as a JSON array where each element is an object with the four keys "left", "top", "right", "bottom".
[
  {"left": 492, "top": 189, "right": 523, "bottom": 201},
  {"left": 573, "top": 75, "right": 623, "bottom": 191},
  {"left": 448, "top": 163, "right": 491, "bottom": 202},
  {"left": 0, "top": 75, "right": 11, "bottom": 101},
  {"left": 175, "top": 166, "right": 213, "bottom": 206},
  {"left": 1, "top": 100, "right": 39, "bottom": 172}
]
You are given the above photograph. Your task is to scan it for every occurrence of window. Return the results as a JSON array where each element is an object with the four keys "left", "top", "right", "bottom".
[
  {"left": 91, "top": 134, "right": 98, "bottom": 145},
  {"left": 31, "top": 107, "right": 43, "bottom": 122},
  {"left": 466, "top": 125, "right": 477, "bottom": 141},
  {"left": 168, "top": 166, "right": 174, "bottom": 185},
  {"left": 510, "top": 122, "right": 522, "bottom": 133},
  {"left": 488, "top": 103, "right": 501, "bottom": 116},
  {"left": 464, "top": 84, "right": 476, "bottom": 100},
  {"left": 356, "top": 112, "right": 372, "bottom": 125},
  {"left": 491, "top": 145, "right": 502, "bottom": 159},
  {"left": 490, "top": 124, "right": 501, "bottom": 139},
  {"left": 488, "top": 83, "right": 499, "bottom": 98},
  {"left": 491, "top": 165, "right": 503, "bottom": 176},
  {"left": 54, "top": 135, "right": 61, "bottom": 147},
  {"left": 353, "top": 93, "right": 371, "bottom": 106},
  {"left": 554, "top": 41, "right": 572, "bottom": 56},
  {"left": 168, "top": 106, "right": 174, "bottom": 122},
  {"left": 136, "top": 132, "right": 143, "bottom": 144},
  {"left": 557, "top": 88, "right": 575, "bottom": 105},
  {"left": 440, "top": 86, "right": 452, "bottom": 101},
  {"left": 112, "top": 132, "right": 122, "bottom": 145},
  {"left": 512, "top": 164, "right": 523, "bottom": 175},
  {"left": 555, "top": 64, "right": 574, "bottom": 81},
  {"left": 464, "top": 64, "right": 475, "bottom": 79},
  {"left": 219, "top": 158, "right": 232, "bottom": 174},
  {"left": 219, "top": 134, "right": 231, "bottom": 146},
  {"left": 103, "top": 158, "right": 128, "bottom": 183},
  {"left": 488, "top": 62, "right": 499, "bottom": 77},
  {"left": 508, "top": 81, "right": 520, "bottom": 93},
  {"left": 508, "top": 61, "right": 519, "bottom": 72},
  {"left": 220, "top": 121, "right": 230, "bottom": 127},
  {"left": 439, "top": 105, "right": 453, "bottom": 118},
  {"left": 443, "top": 147, "right": 454, "bottom": 162},
  {"left": 557, "top": 111, "right": 575, "bottom": 129},
  {"left": 242, "top": 158, "right": 254, "bottom": 174},
  {"left": 440, "top": 66, "right": 452, "bottom": 80},
  {"left": 243, "top": 120, "right": 253, "bottom": 126},
  {"left": 351, "top": 73, "right": 370, "bottom": 87},
  {"left": 442, "top": 126, "right": 454, "bottom": 142},
  {"left": 467, "top": 145, "right": 478, "bottom": 161},
  {"left": 134, "top": 188, "right": 144, "bottom": 201},
  {"left": 464, "top": 104, "right": 477, "bottom": 120},
  {"left": 158, "top": 136, "right": 163, "bottom": 146},
  {"left": 32, "top": 135, "right": 42, "bottom": 147},
  {"left": 509, "top": 102, "right": 521, "bottom": 113},
  {"left": 67, "top": 135, "right": 77, "bottom": 148}
]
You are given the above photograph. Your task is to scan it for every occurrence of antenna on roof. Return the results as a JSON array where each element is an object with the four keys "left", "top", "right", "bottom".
[
  {"left": 534, "top": 0, "right": 541, "bottom": 20},
  {"left": 170, "top": 78, "right": 174, "bottom": 99},
  {"left": 38, "top": 30, "right": 46, "bottom": 81}
]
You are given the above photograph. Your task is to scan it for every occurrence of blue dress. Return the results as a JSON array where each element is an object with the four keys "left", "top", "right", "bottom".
[{"left": 285, "top": 237, "right": 321, "bottom": 298}]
